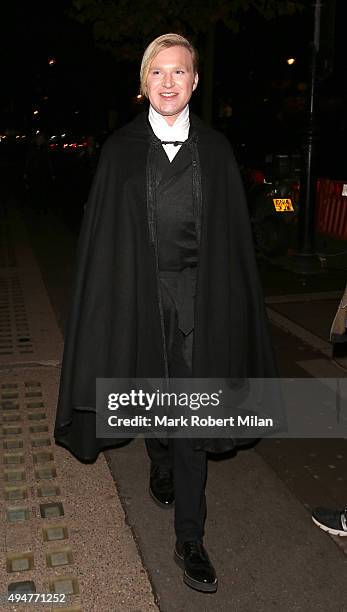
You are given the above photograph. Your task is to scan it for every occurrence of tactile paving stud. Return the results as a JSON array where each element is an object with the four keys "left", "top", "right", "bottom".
[
  {"left": 35, "top": 466, "right": 57, "bottom": 480},
  {"left": 31, "top": 437, "right": 51, "bottom": 448},
  {"left": 40, "top": 502, "right": 64, "bottom": 518},
  {"left": 28, "top": 412, "right": 46, "bottom": 421},
  {"left": 0, "top": 400, "right": 19, "bottom": 410},
  {"left": 37, "top": 483, "right": 60, "bottom": 498},
  {"left": 3, "top": 439, "right": 23, "bottom": 450},
  {"left": 49, "top": 576, "right": 79, "bottom": 596},
  {"left": 43, "top": 525, "right": 68, "bottom": 542},
  {"left": 3, "top": 453, "right": 24, "bottom": 465},
  {"left": 0, "top": 348, "right": 13, "bottom": 356},
  {"left": 1, "top": 392, "right": 19, "bottom": 400},
  {"left": 29, "top": 424, "right": 48, "bottom": 434},
  {"left": 25, "top": 391, "right": 42, "bottom": 398},
  {"left": 33, "top": 451, "right": 54, "bottom": 464},
  {"left": 27, "top": 401, "right": 44, "bottom": 409},
  {"left": 46, "top": 547, "right": 73, "bottom": 568},
  {"left": 1, "top": 403, "right": 19, "bottom": 411},
  {"left": 52, "top": 609, "right": 82, "bottom": 612},
  {"left": 5, "top": 486, "right": 28, "bottom": 500},
  {"left": 6, "top": 552, "right": 34, "bottom": 573},
  {"left": 2, "top": 413, "right": 22, "bottom": 423},
  {"left": 4, "top": 469, "right": 26, "bottom": 482},
  {"left": 6, "top": 506, "right": 30, "bottom": 523},
  {"left": 8, "top": 580, "right": 36, "bottom": 595},
  {"left": 3, "top": 426, "right": 22, "bottom": 436}
]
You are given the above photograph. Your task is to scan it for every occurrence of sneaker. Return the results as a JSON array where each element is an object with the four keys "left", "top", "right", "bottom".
[{"left": 312, "top": 506, "right": 347, "bottom": 536}]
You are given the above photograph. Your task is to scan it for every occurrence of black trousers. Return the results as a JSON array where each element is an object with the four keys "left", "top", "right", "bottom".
[
  {"left": 145, "top": 434, "right": 207, "bottom": 542},
  {"left": 145, "top": 279, "right": 208, "bottom": 542}
]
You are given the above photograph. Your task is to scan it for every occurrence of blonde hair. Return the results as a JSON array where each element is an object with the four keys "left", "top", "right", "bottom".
[{"left": 140, "top": 33, "right": 198, "bottom": 97}]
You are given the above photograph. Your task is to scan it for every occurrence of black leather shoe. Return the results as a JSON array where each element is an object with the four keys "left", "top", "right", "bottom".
[
  {"left": 174, "top": 540, "right": 218, "bottom": 593},
  {"left": 149, "top": 464, "right": 174, "bottom": 508}
]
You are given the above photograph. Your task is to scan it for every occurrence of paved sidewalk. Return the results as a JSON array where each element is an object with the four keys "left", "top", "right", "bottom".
[
  {"left": 266, "top": 295, "right": 340, "bottom": 347},
  {"left": 0, "top": 204, "right": 157, "bottom": 612},
  {"left": 13, "top": 203, "right": 347, "bottom": 611},
  {"left": 106, "top": 439, "right": 347, "bottom": 612}
]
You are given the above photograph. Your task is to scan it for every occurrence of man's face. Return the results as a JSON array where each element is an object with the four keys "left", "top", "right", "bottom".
[{"left": 146, "top": 45, "right": 198, "bottom": 126}]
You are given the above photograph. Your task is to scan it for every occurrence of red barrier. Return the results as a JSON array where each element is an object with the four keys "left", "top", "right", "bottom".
[{"left": 316, "top": 178, "right": 347, "bottom": 240}]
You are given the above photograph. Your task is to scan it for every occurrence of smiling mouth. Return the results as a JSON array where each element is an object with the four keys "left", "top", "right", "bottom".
[{"left": 160, "top": 92, "right": 178, "bottom": 98}]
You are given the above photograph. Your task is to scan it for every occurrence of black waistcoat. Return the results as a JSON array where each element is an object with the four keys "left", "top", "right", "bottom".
[
  {"left": 156, "top": 144, "right": 198, "bottom": 335},
  {"left": 156, "top": 143, "right": 197, "bottom": 271}
]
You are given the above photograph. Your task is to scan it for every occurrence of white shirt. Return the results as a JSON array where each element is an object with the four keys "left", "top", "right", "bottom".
[{"left": 148, "top": 105, "right": 190, "bottom": 162}]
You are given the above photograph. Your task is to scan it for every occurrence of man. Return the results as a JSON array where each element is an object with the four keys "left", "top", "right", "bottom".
[
  {"left": 55, "top": 33, "right": 277, "bottom": 593},
  {"left": 311, "top": 285, "right": 347, "bottom": 538}
]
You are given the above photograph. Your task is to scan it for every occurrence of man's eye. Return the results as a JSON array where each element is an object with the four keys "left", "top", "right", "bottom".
[
  {"left": 176, "top": 70, "right": 184, "bottom": 74},
  {"left": 152, "top": 70, "right": 160, "bottom": 75}
]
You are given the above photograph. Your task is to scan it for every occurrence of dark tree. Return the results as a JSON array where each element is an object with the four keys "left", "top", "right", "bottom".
[{"left": 71, "top": 0, "right": 305, "bottom": 122}]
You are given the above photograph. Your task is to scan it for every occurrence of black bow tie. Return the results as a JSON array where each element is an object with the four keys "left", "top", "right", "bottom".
[{"left": 160, "top": 140, "right": 184, "bottom": 146}]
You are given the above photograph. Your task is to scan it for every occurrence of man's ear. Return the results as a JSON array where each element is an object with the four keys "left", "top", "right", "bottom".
[{"left": 192, "top": 73, "right": 199, "bottom": 91}]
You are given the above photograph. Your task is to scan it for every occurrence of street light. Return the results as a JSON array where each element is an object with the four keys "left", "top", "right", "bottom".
[
  {"left": 48, "top": 58, "right": 56, "bottom": 66},
  {"left": 287, "top": 57, "right": 296, "bottom": 65}
]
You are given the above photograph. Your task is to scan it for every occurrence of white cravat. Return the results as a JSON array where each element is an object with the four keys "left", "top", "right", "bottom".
[{"left": 148, "top": 105, "right": 190, "bottom": 162}]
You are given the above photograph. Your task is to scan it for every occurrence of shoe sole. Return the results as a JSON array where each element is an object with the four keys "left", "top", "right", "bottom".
[
  {"left": 312, "top": 515, "right": 347, "bottom": 537},
  {"left": 174, "top": 550, "right": 218, "bottom": 593},
  {"left": 149, "top": 486, "right": 174, "bottom": 509}
]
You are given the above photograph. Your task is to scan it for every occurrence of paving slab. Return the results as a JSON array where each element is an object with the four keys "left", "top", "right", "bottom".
[
  {"left": 106, "top": 440, "right": 347, "bottom": 612},
  {"left": 0, "top": 206, "right": 63, "bottom": 366},
  {"left": 0, "top": 202, "right": 158, "bottom": 612},
  {"left": 268, "top": 299, "right": 339, "bottom": 343},
  {"left": 0, "top": 366, "right": 158, "bottom": 612},
  {"left": 13, "top": 201, "right": 347, "bottom": 611}
]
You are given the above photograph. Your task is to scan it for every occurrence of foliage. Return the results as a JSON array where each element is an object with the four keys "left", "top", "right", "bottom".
[{"left": 70, "top": 0, "right": 306, "bottom": 60}]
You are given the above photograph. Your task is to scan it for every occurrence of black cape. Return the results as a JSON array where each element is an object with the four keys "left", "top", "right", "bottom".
[{"left": 54, "top": 111, "right": 278, "bottom": 462}]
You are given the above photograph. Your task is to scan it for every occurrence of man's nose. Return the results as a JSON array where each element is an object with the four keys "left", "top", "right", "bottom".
[{"left": 163, "top": 72, "right": 174, "bottom": 88}]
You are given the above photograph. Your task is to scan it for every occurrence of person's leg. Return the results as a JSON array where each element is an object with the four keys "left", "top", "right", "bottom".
[
  {"left": 171, "top": 330, "right": 217, "bottom": 592},
  {"left": 145, "top": 437, "right": 174, "bottom": 508},
  {"left": 145, "top": 437, "right": 172, "bottom": 469},
  {"left": 170, "top": 326, "right": 207, "bottom": 539},
  {"left": 173, "top": 436, "right": 217, "bottom": 593},
  {"left": 173, "top": 437, "right": 207, "bottom": 542}
]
